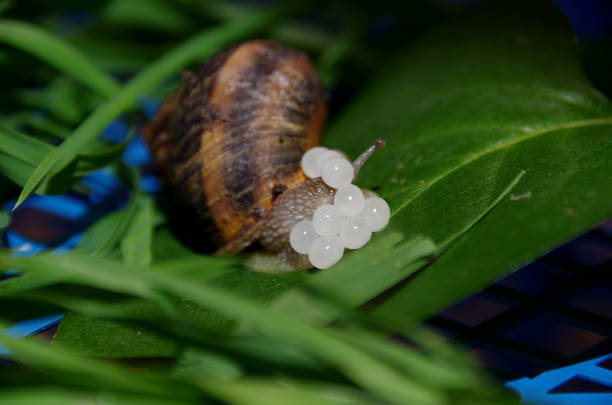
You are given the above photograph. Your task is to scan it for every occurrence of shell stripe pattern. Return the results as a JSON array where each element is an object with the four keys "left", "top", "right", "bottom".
[{"left": 146, "top": 41, "right": 326, "bottom": 247}]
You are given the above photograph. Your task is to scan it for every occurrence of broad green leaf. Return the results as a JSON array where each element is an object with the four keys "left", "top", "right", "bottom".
[
  {"left": 0, "top": 20, "right": 119, "bottom": 97},
  {"left": 54, "top": 312, "right": 179, "bottom": 358},
  {"left": 13, "top": 11, "right": 276, "bottom": 209},
  {"left": 319, "top": 5, "right": 612, "bottom": 327},
  {"left": 269, "top": 233, "right": 436, "bottom": 325},
  {"left": 0, "top": 329, "right": 181, "bottom": 396}
]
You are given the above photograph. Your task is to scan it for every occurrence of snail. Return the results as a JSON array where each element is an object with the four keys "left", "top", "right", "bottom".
[{"left": 144, "top": 40, "right": 385, "bottom": 272}]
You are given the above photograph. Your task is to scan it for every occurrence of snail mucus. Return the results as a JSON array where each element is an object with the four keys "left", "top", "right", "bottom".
[{"left": 144, "top": 40, "right": 389, "bottom": 272}]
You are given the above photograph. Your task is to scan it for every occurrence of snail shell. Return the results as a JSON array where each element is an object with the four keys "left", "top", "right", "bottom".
[{"left": 144, "top": 40, "right": 328, "bottom": 270}]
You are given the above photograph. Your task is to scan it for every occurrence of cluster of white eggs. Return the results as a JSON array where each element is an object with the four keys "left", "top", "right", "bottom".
[{"left": 290, "top": 146, "right": 390, "bottom": 269}]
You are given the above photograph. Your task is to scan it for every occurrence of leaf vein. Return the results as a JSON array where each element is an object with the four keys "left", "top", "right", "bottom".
[{"left": 389, "top": 118, "right": 612, "bottom": 217}]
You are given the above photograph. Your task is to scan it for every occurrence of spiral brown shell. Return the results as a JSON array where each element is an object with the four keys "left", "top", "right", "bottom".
[{"left": 144, "top": 40, "right": 327, "bottom": 253}]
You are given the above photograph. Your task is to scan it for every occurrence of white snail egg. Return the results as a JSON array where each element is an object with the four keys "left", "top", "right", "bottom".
[
  {"left": 339, "top": 216, "right": 371, "bottom": 249},
  {"left": 321, "top": 156, "right": 354, "bottom": 189},
  {"left": 361, "top": 196, "right": 390, "bottom": 232},
  {"left": 289, "top": 219, "right": 318, "bottom": 254},
  {"left": 334, "top": 184, "right": 365, "bottom": 216},
  {"left": 308, "top": 235, "right": 344, "bottom": 269},
  {"left": 314, "top": 150, "right": 342, "bottom": 176},
  {"left": 301, "top": 146, "right": 329, "bottom": 178},
  {"left": 313, "top": 204, "right": 343, "bottom": 237}
]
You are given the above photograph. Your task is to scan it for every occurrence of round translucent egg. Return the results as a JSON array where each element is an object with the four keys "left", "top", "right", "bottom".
[
  {"left": 339, "top": 216, "right": 371, "bottom": 249},
  {"left": 361, "top": 197, "right": 390, "bottom": 232},
  {"left": 300, "top": 147, "right": 329, "bottom": 179},
  {"left": 334, "top": 184, "right": 365, "bottom": 216},
  {"left": 314, "top": 150, "right": 342, "bottom": 175},
  {"left": 313, "top": 204, "right": 343, "bottom": 237},
  {"left": 308, "top": 236, "right": 344, "bottom": 269},
  {"left": 289, "top": 219, "right": 318, "bottom": 254},
  {"left": 321, "top": 156, "right": 354, "bottom": 189}
]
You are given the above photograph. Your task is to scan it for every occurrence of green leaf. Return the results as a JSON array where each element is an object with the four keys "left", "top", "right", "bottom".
[
  {"left": 74, "top": 209, "right": 125, "bottom": 253},
  {"left": 0, "top": 125, "right": 54, "bottom": 165},
  {"left": 0, "top": 389, "right": 193, "bottom": 405},
  {"left": 52, "top": 268, "right": 306, "bottom": 357},
  {"left": 174, "top": 348, "right": 243, "bottom": 381},
  {"left": 0, "top": 20, "right": 120, "bottom": 97},
  {"left": 13, "top": 11, "right": 276, "bottom": 209},
  {"left": 269, "top": 234, "right": 436, "bottom": 325},
  {"left": 0, "top": 252, "right": 443, "bottom": 405},
  {"left": 54, "top": 312, "right": 179, "bottom": 358},
  {"left": 121, "top": 196, "right": 154, "bottom": 267},
  {"left": 0, "top": 210, "right": 8, "bottom": 229},
  {"left": 50, "top": 233, "right": 435, "bottom": 357},
  {"left": 0, "top": 152, "right": 35, "bottom": 186},
  {"left": 102, "top": 0, "right": 196, "bottom": 34},
  {"left": 74, "top": 142, "right": 127, "bottom": 177},
  {"left": 83, "top": 193, "right": 140, "bottom": 257},
  {"left": 16, "top": 78, "right": 102, "bottom": 124},
  {"left": 321, "top": 5, "right": 612, "bottom": 327},
  {"left": 0, "top": 111, "right": 71, "bottom": 140},
  {"left": 0, "top": 329, "right": 181, "bottom": 397}
]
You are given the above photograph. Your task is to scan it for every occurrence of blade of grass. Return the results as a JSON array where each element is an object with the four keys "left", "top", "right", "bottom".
[
  {"left": 0, "top": 20, "right": 120, "bottom": 97},
  {"left": 0, "top": 271, "right": 69, "bottom": 294},
  {"left": 1, "top": 111, "right": 71, "bottom": 139},
  {"left": 0, "top": 152, "right": 34, "bottom": 186},
  {"left": 335, "top": 328, "right": 482, "bottom": 391},
  {"left": 76, "top": 210, "right": 125, "bottom": 254},
  {"left": 121, "top": 195, "right": 154, "bottom": 267},
  {"left": 194, "top": 378, "right": 371, "bottom": 405},
  {"left": 102, "top": 0, "right": 196, "bottom": 34},
  {"left": 1, "top": 326, "right": 376, "bottom": 405},
  {"left": 275, "top": 378, "right": 383, "bottom": 405},
  {"left": 0, "top": 252, "right": 443, "bottom": 405},
  {"left": 0, "top": 126, "right": 53, "bottom": 166},
  {"left": 0, "top": 388, "right": 194, "bottom": 405},
  {"left": 13, "top": 11, "right": 276, "bottom": 209},
  {"left": 22, "top": 115, "right": 72, "bottom": 139},
  {"left": 88, "top": 192, "right": 140, "bottom": 257}
]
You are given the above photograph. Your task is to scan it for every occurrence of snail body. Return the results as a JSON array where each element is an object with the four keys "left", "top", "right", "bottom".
[{"left": 145, "top": 40, "right": 383, "bottom": 272}]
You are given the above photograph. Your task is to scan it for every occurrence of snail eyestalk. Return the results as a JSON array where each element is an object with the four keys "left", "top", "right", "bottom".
[{"left": 352, "top": 138, "right": 386, "bottom": 180}]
